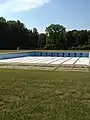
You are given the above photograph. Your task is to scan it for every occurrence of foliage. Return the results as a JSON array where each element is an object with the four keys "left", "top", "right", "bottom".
[{"left": 0, "top": 17, "right": 90, "bottom": 50}]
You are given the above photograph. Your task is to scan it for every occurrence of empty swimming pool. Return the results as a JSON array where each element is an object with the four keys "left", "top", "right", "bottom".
[{"left": 0, "top": 51, "right": 89, "bottom": 66}]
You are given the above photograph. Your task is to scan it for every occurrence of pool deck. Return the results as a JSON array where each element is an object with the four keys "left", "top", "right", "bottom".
[{"left": 0, "top": 56, "right": 89, "bottom": 67}]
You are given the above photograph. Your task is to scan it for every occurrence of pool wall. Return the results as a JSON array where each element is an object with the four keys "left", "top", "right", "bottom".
[
  {"left": 0, "top": 52, "right": 36, "bottom": 60},
  {"left": 0, "top": 52, "right": 89, "bottom": 60},
  {"left": 35, "top": 52, "right": 89, "bottom": 57}
]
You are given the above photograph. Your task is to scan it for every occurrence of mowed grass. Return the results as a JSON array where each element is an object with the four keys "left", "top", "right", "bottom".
[
  {"left": 0, "top": 50, "right": 17, "bottom": 53},
  {"left": 0, "top": 50, "right": 29, "bottom": 54},
  {"left": 0, "top": 69, "right": 90, "bottom": 120},
  {"left": 0, "top": 49, "right": 90, "bottom": 54},
  {"left": 34, "top": 50, "right": 90, "bottom": 53}
]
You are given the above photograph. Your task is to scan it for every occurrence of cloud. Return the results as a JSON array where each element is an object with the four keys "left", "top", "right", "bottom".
[{"left": 0, "top": 0, "right": 50, "bottom": 15}]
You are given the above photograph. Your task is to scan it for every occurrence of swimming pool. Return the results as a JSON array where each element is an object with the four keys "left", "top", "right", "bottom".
[
  {"left": 0, "top": 51, "right": 89, "bottom": 60},
  {"left": 0, "top": 52, "right": 89, "bottom": 66}
]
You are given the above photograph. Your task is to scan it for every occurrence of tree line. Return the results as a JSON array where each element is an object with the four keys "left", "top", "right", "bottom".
[{"left": 0, "top": 17, "right": 90, "bottom": 50}]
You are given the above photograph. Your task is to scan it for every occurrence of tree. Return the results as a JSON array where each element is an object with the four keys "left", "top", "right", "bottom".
[
  {"left": 45, "top": 24, "right": 66, "bottom": 49},
  {"left": 86, "top": 33, "right": 90, "bottom": 49},
  {"left": 67, "top": 30, "right": 79, "bottom": 49},
  {"left": 38, "top": 33, "right": 46, "bottom": 49},
  {"left": 32, "top": 28, "right": 39, "bottom": 49},
  {"left": 0, "top": 17, "right": 6, "bottom": 22},
  {"left": 0, "top": 16, "right": 90, "bottom": 50}
]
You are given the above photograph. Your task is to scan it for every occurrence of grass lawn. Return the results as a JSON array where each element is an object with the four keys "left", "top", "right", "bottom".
[
  {"left": 0, "top": 69, "right": 90, "bottom": 120},
  {"left": 0, "top": 50, "right": 90, "bottom": 54},
  {"left": 34, "top": 50, "right": 90, "bottom": 52},
  {"left": 0, "top": 50, "right": 28, "bottom": 54},
  {"left": 0, "top": 50, "right": 17, "bottom": 53}
]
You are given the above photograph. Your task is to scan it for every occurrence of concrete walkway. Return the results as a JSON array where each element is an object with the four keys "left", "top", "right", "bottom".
[{"left": 0, "top": 57, "right": 89, "bottom": 66}]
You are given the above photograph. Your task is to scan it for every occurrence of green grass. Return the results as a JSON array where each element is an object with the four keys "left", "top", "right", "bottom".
[
  {"left": 34, "top": 50, "right": 90, "bottom": 52},
  {"left": 0, "top": 49, "right": 90, "bottom": 54},
  {"left": 0, "top": 50, "right": 28, "bottom": 54},
  {"left": 0, "top": 69, "right": 90, "bottom": 120},
  {"left": 0, "top": 50, "right": 17, "bottom": 53}
]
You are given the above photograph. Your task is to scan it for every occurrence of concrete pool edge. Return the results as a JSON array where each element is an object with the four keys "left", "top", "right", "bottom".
[
  {"left": 0, "top": 63, "right": 89, "bottom": 72},
  {"left": 0, "top": 61, "right": 90, "bottom": 67},
  {"left": 0, "top": 51, "right": 89, "bottom": 72}
]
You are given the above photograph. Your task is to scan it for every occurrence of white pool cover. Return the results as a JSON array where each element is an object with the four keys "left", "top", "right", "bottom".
[{"left": 0, "top": 57, "right": 89, "bottom": 66}]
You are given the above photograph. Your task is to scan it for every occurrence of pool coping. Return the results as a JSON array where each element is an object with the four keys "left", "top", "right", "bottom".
[
  {"left": 0, "top": 51, "right": 89, "bottom": 72},
  {"left": 0, "top": 64, "right": 89, "bottom": 72},
  {"left": 0, "top": 62, "right": 90, "bottom": 72}
]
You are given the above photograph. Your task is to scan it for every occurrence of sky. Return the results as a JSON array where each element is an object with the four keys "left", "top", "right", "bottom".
[{"left": 0, "top": 0, "right": 89, "bottom": 32}]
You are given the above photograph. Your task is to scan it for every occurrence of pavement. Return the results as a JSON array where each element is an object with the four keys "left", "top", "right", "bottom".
[{"left": 0, "top": 56, "right": 89, "bottom": 66}]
